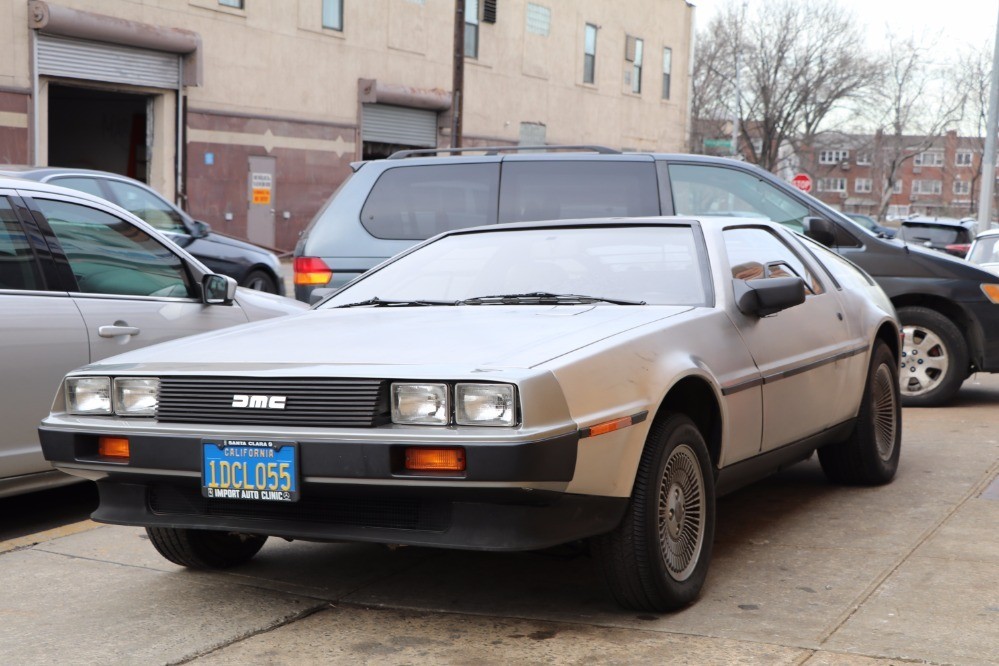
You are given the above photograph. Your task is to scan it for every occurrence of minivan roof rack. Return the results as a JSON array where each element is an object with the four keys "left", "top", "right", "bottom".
[{"left": 387, "top": 145, "right": 621, "bottom": 159}]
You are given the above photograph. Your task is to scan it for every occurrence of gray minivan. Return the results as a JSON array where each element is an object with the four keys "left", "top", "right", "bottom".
[{"left": 293, "top": 147, "right": 999, "bottom": 408}]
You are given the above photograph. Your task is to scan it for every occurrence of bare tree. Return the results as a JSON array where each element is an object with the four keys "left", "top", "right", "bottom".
[
  {"left": 691, "top": 0, "right": 879, "bottom": 172},
  {"left": 952, "top": 42, "right": 993, "bottom": 216},
  {"left": 864, "top": 35, "right": 966, "bottom": 220}
]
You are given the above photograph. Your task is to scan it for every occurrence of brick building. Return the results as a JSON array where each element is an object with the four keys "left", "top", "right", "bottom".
[{"left": 0, "top": 0, "right": 695, "bottom": 252}]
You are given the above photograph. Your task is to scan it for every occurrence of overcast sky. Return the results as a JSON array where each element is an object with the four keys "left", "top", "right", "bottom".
[{"left": 690, "top": 0, "right": 998, "bottom": 51}]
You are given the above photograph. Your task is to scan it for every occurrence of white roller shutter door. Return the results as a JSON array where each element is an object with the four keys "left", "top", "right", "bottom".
[
  {"left": 362, "top": 103, "right": 437, "bottom": 147},
  {"left": 37, "top": 34, "right": 180, "bottom": 89}
]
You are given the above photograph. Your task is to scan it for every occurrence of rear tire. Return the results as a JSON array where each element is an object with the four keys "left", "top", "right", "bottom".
[
  {"left": 146, "top": 527, "right": 267, "bottom": 569},
  {"left": 819, "top": 341, "right": 901, "bottom": 485},
  {"left": 897, "top": 306, "right": 968, "bottom": 407},
  {"left": 592, "top": 414, "right": 715, "bottom": 612}
]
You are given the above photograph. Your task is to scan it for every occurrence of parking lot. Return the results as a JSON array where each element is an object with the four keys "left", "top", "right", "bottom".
[{"left": 0, "top": 375, "right": 995, "bottom": 664}]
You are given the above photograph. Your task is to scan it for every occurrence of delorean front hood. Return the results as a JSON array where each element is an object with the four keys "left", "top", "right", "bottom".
[{"left": 82, "top": 305, "right": 693, "bottom": 374}]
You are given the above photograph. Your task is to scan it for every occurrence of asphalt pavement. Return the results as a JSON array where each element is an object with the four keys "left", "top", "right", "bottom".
[{"left": 2, "top": 376, "right": 998, "bottom": 665}]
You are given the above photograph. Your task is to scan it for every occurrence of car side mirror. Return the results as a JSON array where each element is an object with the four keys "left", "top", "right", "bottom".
[
  {"left": 803, "top": 216, "right": 837, "bottom": 247},
  {"left": 733, "top": 277, "right": 806, "bottom": 317},
  {"left": 191, "top": 220, "right": 211, "bottom": 239},
  {"left": 308, "top": 288, "right": 336, "bottom": 306},
  {"left": 202, "top": 274, "right": 237, "bottom": 305}
]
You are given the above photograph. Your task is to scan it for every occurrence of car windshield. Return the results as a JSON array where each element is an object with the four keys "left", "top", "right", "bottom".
[
  {"left": 319, "top": 226, "right": 709, "bottom": 308},
  {"left": 899, "top": 223, "right": 969, "bottom": 246},
  {"left": 968, "top": 236, "right": 999, "bottom": 265}
]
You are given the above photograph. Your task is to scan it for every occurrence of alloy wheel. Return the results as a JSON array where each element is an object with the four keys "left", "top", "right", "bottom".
[{"left": 900, "top": 324, "right": 948, "bottom": 396}]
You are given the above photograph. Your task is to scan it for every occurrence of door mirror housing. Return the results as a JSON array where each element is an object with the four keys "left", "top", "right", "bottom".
[
  {"left": 733, "top": 276, "right": 806, "bottom": 317},
  {"left": 803, "top": 216, "right": 837, "bottom": 247},
  {"left": 202, "top": 274, "right": 237, "bottom": 305},
  {"left": 191, "top": 220, "right": 212, "bottom": 239}
]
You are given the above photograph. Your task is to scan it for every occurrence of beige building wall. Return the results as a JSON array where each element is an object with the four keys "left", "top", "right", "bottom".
[{"left": 0, "top": 0, "right": 694, "bottom": 251}]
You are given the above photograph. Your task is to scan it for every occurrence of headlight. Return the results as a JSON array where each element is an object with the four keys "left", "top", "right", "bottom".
[
  {"left": 391, "top": 383, "right": 449, "bottom": 425},
  {"left": 66, "top": 377, "right": 112, "bottom": 415},
  {"left": 455, "top": 383, "right": 516, "bottom": 426},
  {"left": 114, "top": 378, "right": 159, "bottom": 416}
]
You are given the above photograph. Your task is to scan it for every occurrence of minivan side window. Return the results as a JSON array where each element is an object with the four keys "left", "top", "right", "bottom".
[
  {"left": 34, "top": 199, "right": 193, "bottom": 298},
  {"left": 670, "top": 164, "right": 810, "bottom": 232},
  {"left": 360, "top": 163, "right": 500, "bottom": 240},
  {"left": 0, "top": 198, "right": 43, "bottom": 290},
  {"left": 499, "top": 161, "right": 660, "bottom": 224}
]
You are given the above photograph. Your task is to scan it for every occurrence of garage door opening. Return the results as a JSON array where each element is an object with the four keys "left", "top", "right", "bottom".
[{"left": 47, "top": 84, "right": 151, "bottom": 182}]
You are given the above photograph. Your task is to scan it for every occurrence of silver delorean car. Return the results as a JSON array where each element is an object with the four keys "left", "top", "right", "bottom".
[{"left": 39, "top": 217, "right": 902, "bottom": 611}]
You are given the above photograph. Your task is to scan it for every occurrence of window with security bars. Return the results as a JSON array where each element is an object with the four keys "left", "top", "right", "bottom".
[
  {"left": 583, "top": 23, "right": 597, "bottom": 84},
  {"left": 662, "top": 47, "right": 672, "bottom": 99},
  {"left": 526, "top": 3, "right": 551, "bottom": 36}
]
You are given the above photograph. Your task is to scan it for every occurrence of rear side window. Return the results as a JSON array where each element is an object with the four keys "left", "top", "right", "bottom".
[
  {"left": 360, "top": 163, "right": 499, "bottom": 240},
  {"left": 499, "top": 161, "right": 660, "bottom": 223},
  {"left": 0, "top": 198, "right": 43, "bottom": 290}
]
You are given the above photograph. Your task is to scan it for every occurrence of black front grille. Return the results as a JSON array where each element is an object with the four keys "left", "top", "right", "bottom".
[
  {"left": 148, "top": 484, "right": 451, "bottom": 532},
  {"left": 155, "top": 377, "right": 389, "bottom": 427}
]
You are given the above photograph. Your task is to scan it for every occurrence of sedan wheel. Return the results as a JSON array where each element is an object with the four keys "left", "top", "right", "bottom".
[
  {"left": 897, "top": 306, "right": 968, "bottom": 406},
  {"left": 241, "top": 269, "right": 279, "bottom": 294},
  {"left": 819, "top": 340, "right": 901, "bottom": 485},
  {"left": 146, "top": 527, "right": 267, "bottom": 569},
  {"left": 593, "top": 413, "right": 715, "bottom": 612}
]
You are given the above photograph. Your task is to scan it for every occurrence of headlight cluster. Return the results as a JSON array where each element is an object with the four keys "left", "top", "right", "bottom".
[
  {"left": 391, "top": 383, "right": 517, "bottom": 427},
  {"left": 66, "top": 377, "right": 159, "bottom": 416}
]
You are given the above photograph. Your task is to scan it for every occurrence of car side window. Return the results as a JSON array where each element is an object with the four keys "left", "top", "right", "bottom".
[
  {"left": 0, "top": 198, "right": 43, "bottom": 290},
  {"left": 103, "top": 180, "right": 187, "bottom": 233},
  {"left": 360, "top": 163, "right": 500, "bottom": 240},
  {"left": 499, "top": 160, "right": 660, "bottom": 224},
  {"left": 33, "top": 198, "right": 194, "bottom": 298},
  {"left": 48, "top": 176, "right": 106, "bottom": 199},
  {"left": 799, "top": 235, "right": 875, "bottom": 290},
  {"left": 723, "top": 227, "right": 825, "bottom": 294},
  {"left": 669, "top": 164, "right": 810, "bottom": 232}
]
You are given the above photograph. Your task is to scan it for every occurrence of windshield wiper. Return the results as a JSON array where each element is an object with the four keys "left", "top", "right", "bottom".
[
  {"left": 460, "top": 292, "right": 645, "bottom": 306},
  {"left": 332, "top": 297, "right": 458, "bottom": 309}
]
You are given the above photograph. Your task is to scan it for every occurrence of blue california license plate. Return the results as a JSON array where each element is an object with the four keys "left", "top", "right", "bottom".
[{"left": 201, "top": 439, "right": 299, "bottom": 502}]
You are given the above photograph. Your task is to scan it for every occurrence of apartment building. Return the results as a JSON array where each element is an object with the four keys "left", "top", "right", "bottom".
[{"left": 0, "top": 0, "right": 695, "bottom": 251}]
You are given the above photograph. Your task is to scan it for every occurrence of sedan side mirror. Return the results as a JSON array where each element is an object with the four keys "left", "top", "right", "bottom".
[
  {"left": 803, "top": 216, "right": 837, "bottom": 248},
  {"left": 202, "top": 274, "right": 237, "bottom": 305},
  {"left": 191, "top": 220, "right": 212, "bottom": 239},
  {"left": 733, "top": 276, "right": 806, "bottom": 317}
]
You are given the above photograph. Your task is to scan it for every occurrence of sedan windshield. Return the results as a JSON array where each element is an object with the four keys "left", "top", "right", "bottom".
[{"left": 320, "top": 226, "right": 709, "bottom": 308}]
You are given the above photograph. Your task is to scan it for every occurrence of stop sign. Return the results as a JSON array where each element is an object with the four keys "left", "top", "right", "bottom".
[{"left": 791, "top": 173, "right": 813, "bottom": 193}]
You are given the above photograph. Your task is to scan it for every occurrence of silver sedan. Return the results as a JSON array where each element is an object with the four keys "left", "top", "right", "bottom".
[{"left": 39, "top": 217, "right": 901, "bottom": 611}]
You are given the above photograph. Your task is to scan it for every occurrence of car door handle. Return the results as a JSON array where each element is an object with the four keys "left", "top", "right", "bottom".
[{"left": 98, "top": 325, "right": 141, "bottom": 338}]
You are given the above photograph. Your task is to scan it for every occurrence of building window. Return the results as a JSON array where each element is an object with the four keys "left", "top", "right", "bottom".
[
  {"left": 218, "top": 0, "right": 243, "bottom": 7},
  {"left": 818, "top": 150, "right": 849, "bottom": 165},
  {"left": 626, "top": 36, "right": 643, "bottom": 94},
  {"left": 912, "top": 179, "right": 942, "bottom": 195},
  {"left": 892, "top": 180, "right": 903, "bottom": 194},
  {"left": 817, "top": 178, "right": 847, "bottom": 192},
  {"left": 583, "top": 23, "right": 597, "bottom": 84},
  {"left": 887, "top": 205, "right": 910, "bottom": 218},
  {"left": 465, "top": 0, "right": 479, "bottom": 58},
  {"left": 914, "top": 150, "right": 943, "bottom": 167},
  {"left": 661, "top": 47, "right": 672, "bottom": 100},
  {"left": 322, "top": 0, "right": 343, "bottom": 30},
  {"left": 526, "top": 3, "right": 551, "bottom": 36},
  {"left": 856, "top": 152, "right": 871, "bottom": 166},
  {"left": 956, "top": 150, "right": 974, "bottom": 167},
  {"left": 954, "top": 180, "right": 971, "bottom": 195},
  {"left": 854, "top": 178, "right": 872, "bottom": 193}
]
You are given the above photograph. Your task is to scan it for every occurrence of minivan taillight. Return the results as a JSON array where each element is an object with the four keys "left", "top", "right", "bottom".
[{"left": 294, "top": 257, "right": 332, "bottom": 285}]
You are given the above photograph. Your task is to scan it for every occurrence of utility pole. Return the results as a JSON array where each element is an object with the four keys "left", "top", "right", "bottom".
[
  {"left": 451, "top": 0, "right": 465, "bottom": 149},
  {"left": 979, "top": 5, "right": 999, "bottom": 229}
]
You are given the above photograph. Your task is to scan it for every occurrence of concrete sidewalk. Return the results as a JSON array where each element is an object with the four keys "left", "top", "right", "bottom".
[{"left": 2, "top": 378, "right": 998, "bottom": 664}]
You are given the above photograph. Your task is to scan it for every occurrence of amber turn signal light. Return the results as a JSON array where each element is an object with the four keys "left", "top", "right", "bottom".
[
  {"left": 98, "top": 436, "right": 130, "bottom": 459},
  {"left": 405, "top": 447, "right": 466, "bottom": 472}
]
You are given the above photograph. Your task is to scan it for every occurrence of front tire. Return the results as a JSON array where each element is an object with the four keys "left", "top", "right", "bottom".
[
  {"left": 241, "top": 269, "right": 279, "bottom": 294},
  {"left": 819, "top": 341, "right": 901, "bottom": 485},
  {"left": 592, "top": 414, "right": 715, "bottom": 612},
  {"left": 146, "top": 527, "right": 267, "bottom": 569},
  {"left": 897, "top": 306, "right": 968, "bottom": 407}
]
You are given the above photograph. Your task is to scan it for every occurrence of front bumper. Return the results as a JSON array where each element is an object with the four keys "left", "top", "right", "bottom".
[{"left": 39, "top": 427, "right": 627, "bottom": 550}]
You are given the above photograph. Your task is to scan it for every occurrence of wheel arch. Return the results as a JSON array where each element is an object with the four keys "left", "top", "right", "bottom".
[
  {"left": 875, "top": 319, "right": 901, "bottom": 361},
  {"left": 650, "top": 374, "right": 723, "bottom": 470}
]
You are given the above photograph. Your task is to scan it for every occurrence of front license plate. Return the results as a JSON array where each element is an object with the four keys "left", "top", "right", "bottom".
[{"left": 202, "top": 439, "right": 299, "bottom": 502}]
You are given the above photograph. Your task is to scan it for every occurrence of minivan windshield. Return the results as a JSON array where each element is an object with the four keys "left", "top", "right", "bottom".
[{"left": 319, "top": 226, "right": 709, "bottom": 307}]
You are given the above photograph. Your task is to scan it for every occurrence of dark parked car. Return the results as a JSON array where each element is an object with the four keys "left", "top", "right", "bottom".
[
  {"left": 845, "top": 213, "right": 896, "bottom": 238},
  {"left": 898, "top": 216, "right": 977, "bottom": 258},
  {"left": 0, "top": 166, "right": 285, "bottom": 294},
  {"left": 294, "top": 147, "right": 999, "bottom": 407}
]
